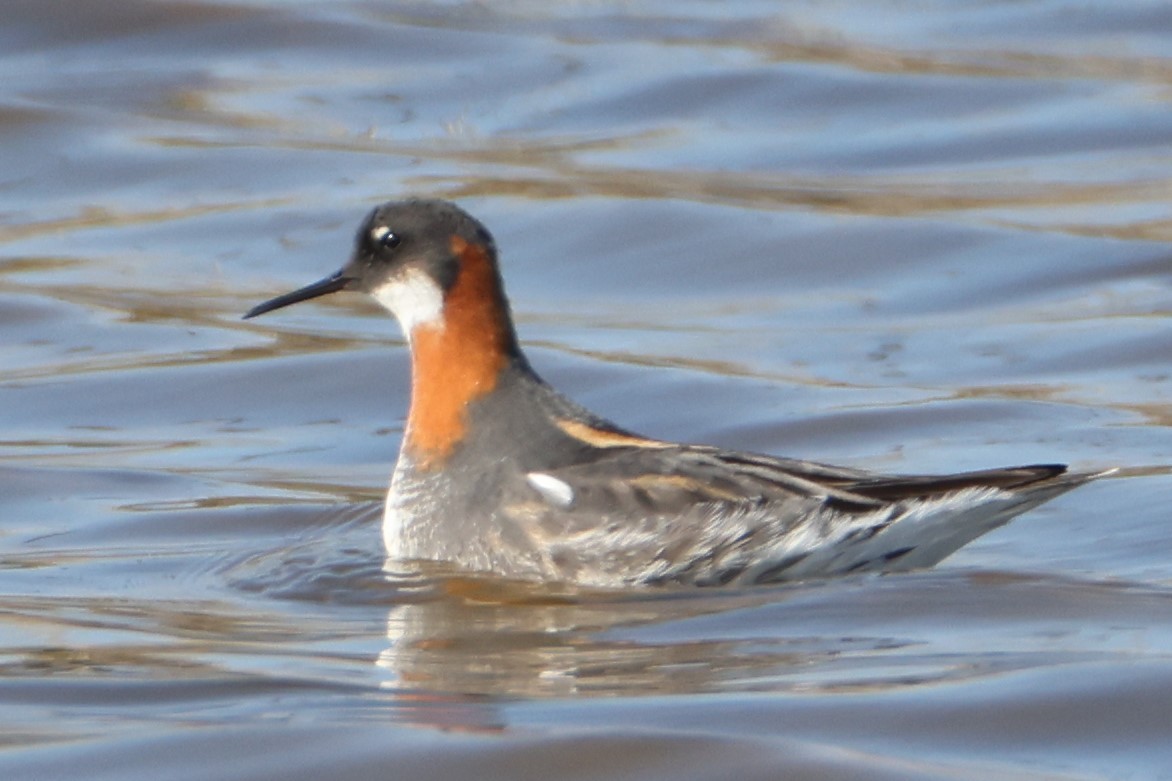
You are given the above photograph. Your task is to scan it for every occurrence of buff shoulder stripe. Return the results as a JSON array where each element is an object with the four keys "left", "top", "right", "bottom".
[{"left": 555, "top": 418, "right": 673, "bottom": 449}]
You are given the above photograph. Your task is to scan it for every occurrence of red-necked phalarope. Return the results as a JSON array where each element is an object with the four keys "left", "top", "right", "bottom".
[{"left": 245, "top": 198, "right": 1107, "bottom": 588}]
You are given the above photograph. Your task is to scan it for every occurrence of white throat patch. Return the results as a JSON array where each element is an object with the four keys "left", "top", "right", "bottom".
[{"left": 371, "top": 269, "right": 444, "bottom": 340}]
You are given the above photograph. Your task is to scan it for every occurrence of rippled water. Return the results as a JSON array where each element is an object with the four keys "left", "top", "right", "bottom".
[{"left": 2, "top": 1, "right": 1171, "bottom": 778}]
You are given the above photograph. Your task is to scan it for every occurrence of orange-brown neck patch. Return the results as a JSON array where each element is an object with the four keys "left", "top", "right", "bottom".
[{"left": 404, "top": 235, "right": 511, "bottom": 468}]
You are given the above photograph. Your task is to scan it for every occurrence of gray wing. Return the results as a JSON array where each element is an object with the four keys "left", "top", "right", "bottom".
[{"left": 502, "top": 444, "right": 1086, "bottom": 587}]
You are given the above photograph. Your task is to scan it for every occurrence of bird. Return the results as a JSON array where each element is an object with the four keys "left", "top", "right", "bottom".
[{"left": 244, "top": 198, "right": 1106, "bottom": 588}]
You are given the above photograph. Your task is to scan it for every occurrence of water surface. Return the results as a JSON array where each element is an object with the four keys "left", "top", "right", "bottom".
[{"left": 1, "top": 1, "right": 1171, "bottom": 778}]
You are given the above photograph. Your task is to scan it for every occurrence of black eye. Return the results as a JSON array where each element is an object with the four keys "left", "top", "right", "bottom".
[{"left": 380, "top": 231, "right": 401, "bottom": 249}]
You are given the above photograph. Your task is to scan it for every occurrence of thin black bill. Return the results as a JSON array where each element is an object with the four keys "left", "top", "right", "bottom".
[{"left": 243, "top": 271, "right": 350, "bottom": 319}]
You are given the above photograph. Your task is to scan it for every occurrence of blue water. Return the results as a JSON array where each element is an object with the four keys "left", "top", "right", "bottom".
[{"left": 1, "top": 1, "right": 1170, "bottom": 778}]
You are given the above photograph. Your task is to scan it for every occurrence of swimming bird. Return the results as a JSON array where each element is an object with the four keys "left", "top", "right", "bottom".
[{"left": 245, "top": 199, "right": 1104, "bottom": 588}]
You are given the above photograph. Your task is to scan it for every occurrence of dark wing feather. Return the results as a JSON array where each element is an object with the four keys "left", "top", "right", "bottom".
[
  {"left": 533, "top": 444, "right": 890, "bottom": 516},
  {"left": 506, "top": 441, "right": 1097, "bottom": 586},
  {"left": 841, "top": 464, "right": 1069, "bottom": 501},
  {"left": 528, "top": 443, "right": 1077, "bottom": 517}
]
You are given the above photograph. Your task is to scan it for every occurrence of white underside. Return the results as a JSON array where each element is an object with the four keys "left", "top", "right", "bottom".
[
  {"left": 382, "top": 456, "right": 452, "bottom": 566},
  {"left": 382, "top": 471, "right": 403, "bottom": 562},
  {"left": 382, "top": 460, "right": 419, "bottom": 563},
  {"left": 371, "top": 270, "right": 444, "bottom": 339}
]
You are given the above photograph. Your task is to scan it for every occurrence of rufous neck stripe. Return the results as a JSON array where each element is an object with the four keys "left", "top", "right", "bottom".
[{"left": 403, "top": 235, "right": 510, "bottom": 468}]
